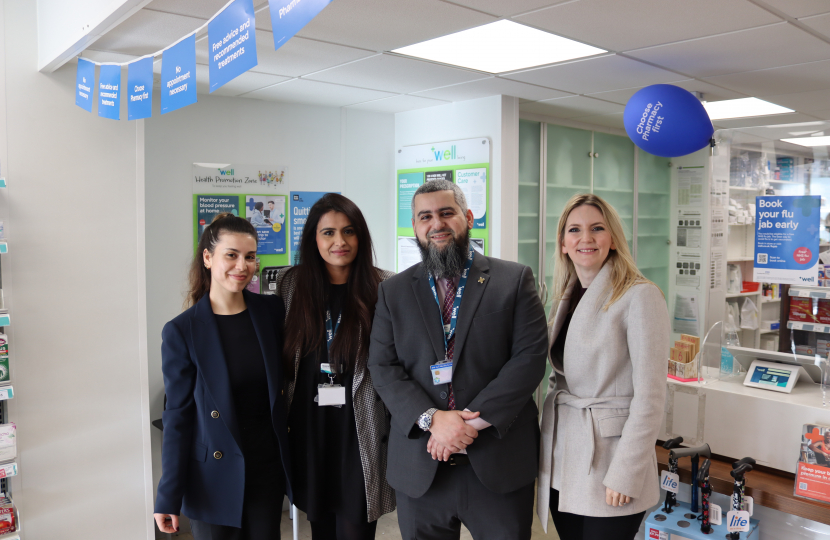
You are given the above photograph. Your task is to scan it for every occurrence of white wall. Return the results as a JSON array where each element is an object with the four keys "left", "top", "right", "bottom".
[
  {"left": 2, "top": 1, "right": 153, "bottom": 539},
  {"left": 394, "top": 95, "right": 520, "bottom": 261},
  {"left": 144, "top": 95, "right": 395, "bottom": 507},
  {"left": 37, "top": 0, "right": 152, "bottom": 72}
]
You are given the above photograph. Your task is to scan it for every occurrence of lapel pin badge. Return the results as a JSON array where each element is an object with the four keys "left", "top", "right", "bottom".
[{"left": 478, "top": 277, "right": 485, "bottom": 284}]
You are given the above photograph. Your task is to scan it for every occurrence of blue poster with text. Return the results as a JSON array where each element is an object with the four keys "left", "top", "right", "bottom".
[
  {"left": 76, "top": 58, "right": 95, "bottom": 112},
  {"left": 98, "top": 65, "right": 121, "bottom": 120},
  {"left": 753, "top": 195, "right": 821, "bottom": 285},
  {"left": 246, "top": 195, "right": 286, "bottom": 255},
  {"left": 208, "top": 0, "right": 258, "bottom": 92},
  {"left": 290, "top": 191, "right": 333, "bottom": 264},
  {"left": 268, "top": 0, "right": 333, "bottom": 51},
  {"left": 161, "top": 34, "right": 197, "bottom": 114},
  {"left": 127, "top": 57, "right": 153, "bottom": 120}
]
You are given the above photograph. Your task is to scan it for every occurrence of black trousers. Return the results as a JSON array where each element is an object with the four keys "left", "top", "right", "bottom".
[
  {"left": 191, "top": 461, "right": 286, "bottom": 540},
  {"left": 396, "top": 458, "right": 534, "bottom": 540},
  {"left": 310, "top": 513, "right": 378, "bottom": 540},
  {"left": 549, "top": 488, "right": 645, "bottom": 540}
]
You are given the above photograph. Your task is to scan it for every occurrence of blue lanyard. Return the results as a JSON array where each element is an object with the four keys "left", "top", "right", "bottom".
[
  {"left": 427, "top": 246, "right": 475, "bottom": 357},
  {"left": 325, "top": 308, "right": 341, "bottom": 351}
]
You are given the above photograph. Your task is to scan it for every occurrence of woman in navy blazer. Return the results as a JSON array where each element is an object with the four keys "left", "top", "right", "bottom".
[{"left": 154, "top": 213, "right": 292, "bottom": 539}]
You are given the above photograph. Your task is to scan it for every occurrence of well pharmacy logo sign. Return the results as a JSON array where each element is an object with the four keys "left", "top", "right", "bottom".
[{"left": 398, "top": 138, "right": 490, "bottom": 168}]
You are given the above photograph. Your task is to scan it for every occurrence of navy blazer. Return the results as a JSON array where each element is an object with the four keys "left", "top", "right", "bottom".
[{"left": 154, "top": 290, "right": 293, "bottom": 527}]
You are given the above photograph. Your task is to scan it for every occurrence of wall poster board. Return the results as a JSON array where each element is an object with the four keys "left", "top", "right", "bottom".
[
  {"left": 395, "top": 138, "right": 490, "bottom": 271},
  {"left": 192, "top": 164, "right": 291, "bottom": 289}
]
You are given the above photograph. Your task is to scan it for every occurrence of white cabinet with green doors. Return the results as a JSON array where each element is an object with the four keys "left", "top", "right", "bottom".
[{"left": 518, "top": 119, "right": 672, "bottom": 403}]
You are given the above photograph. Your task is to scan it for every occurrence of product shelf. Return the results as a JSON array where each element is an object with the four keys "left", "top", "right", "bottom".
[
  {"left": 517, "top": 239, "right": 538, "bottom": 244},
  {"left": 729, "top": 186, "right": 765, "bottom": 192},
  {"left": 760, "top": 329, "right": 780, "bottom": 334},
  {"left": 787, "top": 320, "right": 830, "bottom": 333},
  {"left": 760, "top": 298, "right": 781, "bottom": 304},
  {"left": 518, "top": 212, "right": 538, "bottom": 218},
  {"left": 726, "top": 291, "right": 761, "bottom": 298},
  {"left": 518, "top": 182, "right": 538, "bottom": 187},
  {"left": 788, "top": 287, "right": 830, "bottom": 299},
  {"left": 592, "top": 186, "right": 634, "bottom": 193},
  {"left": 727, "top": 256, "right": 754, "bottom": 262}
]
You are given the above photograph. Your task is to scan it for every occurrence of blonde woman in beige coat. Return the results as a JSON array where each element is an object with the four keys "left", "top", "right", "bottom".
[{"left": 537, "top": 193, "right": 670, "bottom": 540}]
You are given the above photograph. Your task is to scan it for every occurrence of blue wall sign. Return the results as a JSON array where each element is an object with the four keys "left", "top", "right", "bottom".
[
  {"left": 97, "top": 65, "right": 122, "bottom": 120},
  {"left": 161, "top": 34, "right": 197, "bottom": 114},
  {"left": 268, "top": 0, "right": 333, "bottom": 50},
  {"left": 75, "top": 58, "right": 95, "bottom": 112},
  {"left": 753, "top": 195, "right": 821, "bottom": 285},
  {"left": 127, "top": 57, "right": 153, "bottom": 120},
  {"left": 624, "top": 84, "right": 714, "bottom": 158},
  {"left": 289, "top": 191, "right": 332, "bottom": 264},
  {"left": 208, "top": 0, "right": 258, "bottom": 92}
]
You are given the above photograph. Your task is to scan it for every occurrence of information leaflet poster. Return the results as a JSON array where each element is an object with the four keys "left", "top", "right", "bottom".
[
  {"left": 795, "top": 424, "right": 830, "bottom": 504},
  {"left": 290, "top": 191, "right": 335, "bottom": 265},
  {"left": 396, "top": 138, "right": 490, "bottom": 271},
  {"left": 192, "top": 163, "right": 290, "bottom": 268},
  {"left": 753, "top": 195, "right": 821, "bottom": 285}
]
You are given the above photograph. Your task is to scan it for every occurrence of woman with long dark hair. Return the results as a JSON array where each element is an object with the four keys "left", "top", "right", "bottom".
[
  {"left": 276, "top": 193, "right": 394, "bottom": 540},
  {"left": 154, "top": 213, "right": 292, "bottom": 540}
]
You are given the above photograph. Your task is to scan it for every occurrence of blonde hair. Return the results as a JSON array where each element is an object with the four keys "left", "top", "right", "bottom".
[{"left": 551, "top": 193, "right": 656, "bottom": 314}]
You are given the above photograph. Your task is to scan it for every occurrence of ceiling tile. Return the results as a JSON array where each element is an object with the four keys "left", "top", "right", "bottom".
[
  {"left": 447, "top": 0, "right": 572, "bottom": 17},
  {"left": 245, "top": 79, "right": 395, "bottom": 107},
  {"left": 764, "top": 89, "right": 830, "bottom": 112},
  {"left": 195, "top": 31, "right": 375, "bottom": 77},
  {"left": 587, "top": 80, "right": 745, "bottom": 105},
  {"left": 810, "top": 109, "right": 830, "bottom": 120},
  {"left": 627, "top": 23, "right": 830, "bottom": 78},
  {"left": 569, "top": 112, "right": 626, "bottom": 130},
  {"left": 802, "top": 12, "right": 830, "bottom": 35},
  {"left": 762, "top": 0, "right": 830, "bottom": 18},
  {"left": 91, "top": 9, "right": 205, "bottom": 57},
  {"left": 413, "top": 77, "right": 572, "bottom": 102},
  {"left": 702, "top": 59, "right": 830, "bottom": 96},
  {"left": 142, "top": 0, "right": 230, "bottom": 20},
  {"left": 519, "top": 95, "right": 624, "bottom": 119},
  {"left": 504, "top": 55, "right": 685, "bottom": 95},
  {"left": 712, "top": 112, "right": 821, "bottom": 129},
  {"left": 305, "top": 54, "right": 488, "bottom": 94},
  {"left": 347, "top": 95, "right": 448, "bottom": 113},
  {"left": 286, "top": 0, "right": 496, "bottom": 52},
  {"left": 194, "top": 68, "right": 291, "bottom": 97},
  {"left": 512, "top": 0, "right": 780, "bottom": 52}
]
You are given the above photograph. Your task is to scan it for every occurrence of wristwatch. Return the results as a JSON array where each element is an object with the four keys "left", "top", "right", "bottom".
[{"left": 417, "top": 408, "right": 439, "bottom": 432}]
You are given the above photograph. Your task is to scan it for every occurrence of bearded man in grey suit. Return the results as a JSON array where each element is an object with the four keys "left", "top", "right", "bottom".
[{"left": 368, "top": 179, "right": 548, "bottom": 540}]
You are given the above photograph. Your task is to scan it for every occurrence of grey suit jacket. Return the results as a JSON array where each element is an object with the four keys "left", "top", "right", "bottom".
[
  {"left": 537, "top": 264, "right": 669, "bottom": 529},
  {"left": 368, "top": 253, "right": 548, "bottom": 498}
]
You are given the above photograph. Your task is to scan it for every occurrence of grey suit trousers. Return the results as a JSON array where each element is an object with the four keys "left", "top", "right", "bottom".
[{"left": 396, "top": 460, "right": 534, "bottom": 540}]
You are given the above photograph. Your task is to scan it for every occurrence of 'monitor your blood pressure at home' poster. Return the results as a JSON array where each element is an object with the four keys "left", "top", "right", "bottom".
[{"left": 753, "top": 195, "right": 821, "bottom": 285}]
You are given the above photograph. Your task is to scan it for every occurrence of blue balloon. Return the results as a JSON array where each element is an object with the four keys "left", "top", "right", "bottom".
[{"left": 624, "top": 84, "right": 713, "bottom": 158}]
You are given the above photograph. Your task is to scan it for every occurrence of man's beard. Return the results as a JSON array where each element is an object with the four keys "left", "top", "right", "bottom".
[{"left": 417, "top": 228, "right": 470, "bottom": 280}]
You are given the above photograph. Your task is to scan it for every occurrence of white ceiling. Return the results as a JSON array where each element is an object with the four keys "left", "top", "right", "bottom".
[{"left": 82, "top": 0, "right": 830, "bottom": 130}]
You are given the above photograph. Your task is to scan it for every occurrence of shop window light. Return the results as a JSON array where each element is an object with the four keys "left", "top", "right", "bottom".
[
  {"left": 780, "top": 135, "right": 830, "bottom": 147},
  {"left": 703, "top": 98, "right": 793, "bottom": 120},
  {"left": 392, "top": 20, "right": 605, "bottom": 74}
]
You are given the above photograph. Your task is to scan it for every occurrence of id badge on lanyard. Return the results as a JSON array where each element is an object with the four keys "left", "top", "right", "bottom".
[
  {"left": 427, "top": 247, "right": 474, "bottom": 386},
  {"left": 316, "top": 308, "right": 346, "bottom": 407}
]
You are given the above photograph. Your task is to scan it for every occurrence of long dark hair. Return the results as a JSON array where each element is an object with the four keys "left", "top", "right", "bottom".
[
  {"left": 186, "top": 213, "right": 257, "bottom": 308},
  {"left": 283, "top": 194, "right": 381, "bottom": 375}
]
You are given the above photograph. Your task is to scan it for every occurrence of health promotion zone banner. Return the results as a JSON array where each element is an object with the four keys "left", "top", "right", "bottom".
[
  {"left": 396, "top": 138, "right": 490, "bottom": 271},
  {"left": 193, "top": 165, "right": 290, "bottom": 290},
  {"left": 753, "top": 195, "right": 821, "bottom": 285}
]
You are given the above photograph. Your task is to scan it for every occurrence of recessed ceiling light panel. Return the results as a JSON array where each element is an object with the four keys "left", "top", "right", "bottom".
[
  {"left": 780, "top": 135, "right": 830, "bottom": 147},
  {"left": 703, "top": 97, "right": 793, "bottom": 120},
  {"left": 392, "top": 20, "right": 606, "bottom": 74}
]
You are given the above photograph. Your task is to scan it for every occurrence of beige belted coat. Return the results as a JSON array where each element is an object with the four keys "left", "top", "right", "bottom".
[{"left": 537, "top": 263, "right": 670, "bottom": 529}]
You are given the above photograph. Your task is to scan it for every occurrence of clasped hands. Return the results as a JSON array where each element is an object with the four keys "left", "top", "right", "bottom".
[{"left": 426, "top": 410, "right": 480, "bottom": 461}]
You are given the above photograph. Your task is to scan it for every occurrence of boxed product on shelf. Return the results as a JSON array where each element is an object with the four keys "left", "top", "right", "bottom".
[
  {"left": 794, "top": 330, "right": 817, "bottom": 356},
  {"left": 0, "top": 496, "right": 15, "bottom": 535},
  {"left": 760, "top": 320, "right": 781, "bottom": 331},
  {"left": 0, "top": 424, "right": 16, "bottom": 462},
  {"left": 0, "top": 334, "right": 8, "bottom": 383},
  {"left": 790, "top": 297, "right": 816, "bottom": 323},
  {"left": 818, "top": 299, "right": 830, "bottom": 324}
]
